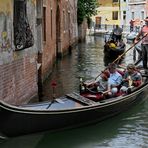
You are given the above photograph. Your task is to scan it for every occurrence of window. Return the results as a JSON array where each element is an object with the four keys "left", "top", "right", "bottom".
[
  {"left": 112, "top": 11, "right": 118, "bottom": 20},
  {"left": 113, "top": 0, "right": 118, "bottom": 2},
  {"left": 14, "top": 0, "right": 34, "bottom": 50},
  {"left": 132, "top": 12, "right": 134, "bottom": 20},
  {"left": 51, "top": 9, "right": 53, "bottom": 38},
  {"left": 141, "top": 11, "right": 144, "bottom": 20},
  {"left": 123, "top": 11, "right": 126, "bottom": 20},
  {"left": 43, "top": 7, "right": 46, "bottom": 41},
  {"left": 63, "top": 10, "right": 66, "bottom": 32}
]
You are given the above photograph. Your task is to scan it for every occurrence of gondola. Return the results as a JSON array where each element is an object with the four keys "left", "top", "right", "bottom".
[
  {"left": 103, "top": 52, "right": 124, "bottom": 67},
  {"left": 1, "top": 35, "right": 147, "bottom": 138},
  {"left": 1, "top": 73, "right": 148, "bottom": 138},
  {"left": 103, "top": 32, "right": 126, "bottom": 58},
  {"left": 104, "top": 40, "right": 126, "bottom": 58}
]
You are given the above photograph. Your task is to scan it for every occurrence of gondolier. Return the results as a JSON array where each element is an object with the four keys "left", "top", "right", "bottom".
[
  {"left": 129, "top": 19, "right": 135, "bottom": 32},
  {"left": 135, "top": 17, "right": 148, "bottom": 73},
  {"left": 112, "top": 25, "right": 123, "bottom": 42}
]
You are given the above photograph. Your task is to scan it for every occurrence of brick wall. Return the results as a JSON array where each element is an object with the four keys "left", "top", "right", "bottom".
[
  {"left": 40, "top": 0, "right": 78, "bottom": 83},
  {"left": 0, "top": 56, "right": 38, "bottom": 105},
  {"left": 40, "top": 0, "right": 57, "bottom": 82},
  {"left": 59, "top": 0, "right": 78, "bottom": 55}
]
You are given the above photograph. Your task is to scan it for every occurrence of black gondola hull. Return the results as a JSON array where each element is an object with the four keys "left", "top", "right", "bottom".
[
  {"left": 0, "top": 83, "right": 148, "bottom": 138},
  {"left": 104, "top": 41, "right": 126, "bottom": 59}
]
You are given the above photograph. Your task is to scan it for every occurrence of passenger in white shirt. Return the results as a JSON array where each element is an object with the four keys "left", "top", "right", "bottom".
[{"left": 107, "top": 63, "right": 122, "bottom": 96}]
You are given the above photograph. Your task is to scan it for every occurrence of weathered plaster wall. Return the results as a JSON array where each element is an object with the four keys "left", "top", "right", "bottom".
[
  {"left": 0, "top": 0, "right": 13, "bottom": 64},
  {"left": 0, "top": 0, "right": 38, "bottom": 105},
  {"left": 60, "top": 0, "right": 78, "bottom": 55},
  {"left": 40, "top": 0, "right": 57, "bottom": 82},
  {"left": 41, "top": 0, "right": 78, "bottom": 83}
]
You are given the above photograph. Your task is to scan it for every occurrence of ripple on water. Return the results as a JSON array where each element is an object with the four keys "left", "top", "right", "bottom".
[{"left": 41, "top": 35, "right": 148, "bottom": 148}]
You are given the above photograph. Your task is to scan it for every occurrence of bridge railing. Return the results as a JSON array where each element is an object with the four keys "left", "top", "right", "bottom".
[{"left": 93, "top": 24, "right": 130, "bottom": 33}]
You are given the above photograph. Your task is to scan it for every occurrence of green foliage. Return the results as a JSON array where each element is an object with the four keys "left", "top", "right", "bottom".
[{"left": 77, "top": 0, "right": 98, "bottom": 25}]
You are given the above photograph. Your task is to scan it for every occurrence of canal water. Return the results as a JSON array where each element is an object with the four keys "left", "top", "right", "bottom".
[
  {"left": 42, "top": 35, "right": 134, "bottom": 100},
  {"left": 1, "top": 35, "right": 148, "bottom": 148}
]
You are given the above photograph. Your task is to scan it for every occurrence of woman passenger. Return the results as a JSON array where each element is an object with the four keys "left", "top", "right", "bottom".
[{"left": 120, "top": 64, "right": 142, "bottom": 94}]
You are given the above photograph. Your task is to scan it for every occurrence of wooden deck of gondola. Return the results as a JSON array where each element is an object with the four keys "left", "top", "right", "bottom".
[{"left": 66, "top": 92, "right": 96, "bottom": 105}]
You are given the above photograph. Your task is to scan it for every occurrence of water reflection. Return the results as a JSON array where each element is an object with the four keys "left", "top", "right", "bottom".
[
  {"left": 42, "top": 36, "right": 107, "bottom": 100},
  {"left": 103, "top": 53, "right": 125, "bottom": 67},
  {"left": 1, "top": 35, "right": 147, "bottom": 148},
  {"left": 37, "top": 100, "right": 148, "bottom": 148},
  {"left": 42, "top": 35, "right": 135, "bottom": 101}
]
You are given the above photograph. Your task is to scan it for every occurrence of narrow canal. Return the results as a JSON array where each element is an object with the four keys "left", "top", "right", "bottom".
[
  {"left": 1, "top": 35, "right": 148, "bottom": 148},
  {"left": 42, "top": 35, "right": 133, "bottom": 100}
]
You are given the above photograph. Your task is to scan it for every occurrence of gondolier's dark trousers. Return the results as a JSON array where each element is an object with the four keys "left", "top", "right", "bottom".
[
  {"left": 141, "top": 44, "right": 148, "bottom": 69},
  {"left": 130, "top": 26, "right": 133, "bottom": 32}
]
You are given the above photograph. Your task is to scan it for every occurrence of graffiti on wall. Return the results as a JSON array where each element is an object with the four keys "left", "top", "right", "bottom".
[
  {"left": 14, "top": 0, "right": 34, "bottom": 51},
  {"left": 0, "top": 0, "right": 12, "bottom": 52},
  {"left": 1, "top": 31, "right": 11, "bottom": 52},
  {"left": 0, "top": 14, "right": 11, "bottom": 52}
]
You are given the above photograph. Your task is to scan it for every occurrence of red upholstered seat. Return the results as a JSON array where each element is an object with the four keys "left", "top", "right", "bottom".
[{"left": 117, "top": 69, "right": 125, "bottom": 76}]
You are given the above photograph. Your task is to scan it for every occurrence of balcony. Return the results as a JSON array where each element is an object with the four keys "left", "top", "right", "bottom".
[{"left": 129, "top": 0, "right": 146, "bottom": 5}]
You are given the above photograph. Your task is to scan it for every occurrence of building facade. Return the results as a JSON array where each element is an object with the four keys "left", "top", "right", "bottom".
[
  {"left": 128, "top": 0, "right": 148, "bottom": 28},
  {"left": 92, "top": 0, "right": 148, "bottom": 29},
  {"left": 92, "top": 0, "right": 121, "bottom": 28},
  {"left": 0, "top": 0, "right": 78, "bottom": 105},
  {"left": 38, "top": 0, "right": 78, "bottom": 97},
  {"left": 0, "top": 0, "right": 38, "bottom": 105}
]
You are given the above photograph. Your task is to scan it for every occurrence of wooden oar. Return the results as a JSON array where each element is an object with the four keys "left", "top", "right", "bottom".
[
  {"left": 112, "top": 33, "right": 148, "bottom": 64},
  {"left": 95, "top": 33, "right": 148, "bottom": 80},
  {"left": 134, "top": 57, "right": 142, "bottom": 65}
]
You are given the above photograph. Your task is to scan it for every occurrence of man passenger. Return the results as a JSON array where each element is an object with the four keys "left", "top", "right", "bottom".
[{"left": 107, "top": 63, "right": 122, "bottom": 96}]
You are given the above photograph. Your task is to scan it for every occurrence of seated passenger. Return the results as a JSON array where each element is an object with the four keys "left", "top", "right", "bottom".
[
  {"left": 107, "top": 63, "right": 122, "bottom": 96},
  {"left": 95, "top": 70, "right": 110, "bottom": 92},
  {"left": 116, "top": 39, "right": 125, "bottom": 49},
  {"left": 85, "top": 70, "right": 110, "bottom": 92},
  {"left": 120, "top": 64, "right": 142, "bottom": 94}
]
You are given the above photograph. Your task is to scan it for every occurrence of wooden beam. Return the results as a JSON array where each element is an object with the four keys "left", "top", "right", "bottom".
[{"left": 66, "top": 92, "right": 96, "bottom": 105}]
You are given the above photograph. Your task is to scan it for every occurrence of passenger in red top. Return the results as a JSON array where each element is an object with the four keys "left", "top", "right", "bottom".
[
  {"left": 129, "top": 19, "right": 135, "bottom": 32},
  {"left": 85, "top": 70, "right": 110, "bottom": 92}
]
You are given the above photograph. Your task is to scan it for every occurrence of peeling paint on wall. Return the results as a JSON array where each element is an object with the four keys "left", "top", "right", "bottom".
[
  {"left": 0, "top": 0, "right": 12, "bottom": 53},
  {"left": 0, "top": 1, "right": 13, "bottom": 64},
  {"left": 1, "top": 31, "right": 11, "bottom": 52},
  {"left": 31, "top": 0, "right": 36, "bottom": 6},
  {"left": 0, "top": 0, "right": 12, "bottom": 15}
]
